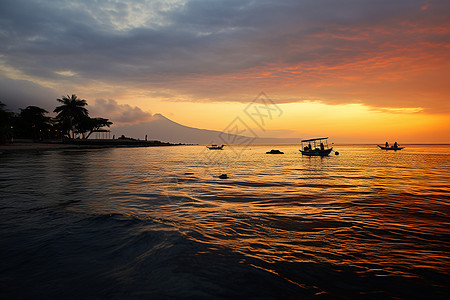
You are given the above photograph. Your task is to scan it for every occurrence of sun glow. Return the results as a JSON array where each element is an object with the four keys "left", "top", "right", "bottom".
[{"left": 116, "top": 98, "right": 448, "bottom": 143}]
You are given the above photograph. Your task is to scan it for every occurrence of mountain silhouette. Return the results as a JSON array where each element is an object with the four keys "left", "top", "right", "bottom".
[{"left": 112, "top": 113, "right": 298, "bottom": 144}]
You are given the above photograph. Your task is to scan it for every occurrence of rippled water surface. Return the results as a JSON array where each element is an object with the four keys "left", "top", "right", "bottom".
[{"left": 1, "top": 145, "right": 449, "bottom": 299}]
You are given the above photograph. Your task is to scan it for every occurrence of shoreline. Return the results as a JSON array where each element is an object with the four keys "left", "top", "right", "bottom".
[
  {"left": 0, "top": 139, "right": 184, "bottom": 152},
  {"left": 2, "top": 142, "right": 448, "bottom": 152}
]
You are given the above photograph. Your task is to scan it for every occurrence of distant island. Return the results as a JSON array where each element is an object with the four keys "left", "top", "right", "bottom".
[{"left": 115, "top": 113, "right": 299, "bottom": 145}]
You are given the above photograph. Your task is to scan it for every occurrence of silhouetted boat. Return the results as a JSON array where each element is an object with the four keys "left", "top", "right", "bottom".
[
  {"left": 266, "top": 149, "right": 284, "bottom": 154},
  {"left": 206, "top": 144, "right": 224, "bottom": 150},
  {"left": 377, "top": 145, "right": 404, "bottom": 151},
  {"left": 300, "top": 137, "right": 333, "bottom": 156}
]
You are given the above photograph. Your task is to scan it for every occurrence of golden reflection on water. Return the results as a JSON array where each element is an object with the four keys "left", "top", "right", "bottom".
[
  {"left": 1, "top": 144, "right": 449, "bottom": 298},
  {"left": 20, "top": 144, "right": 450, "bottom": 279}
]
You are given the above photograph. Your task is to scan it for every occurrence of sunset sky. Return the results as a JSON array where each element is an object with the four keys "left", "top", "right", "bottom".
[{"left": 1, "top": 0, "right": 449, "bottom": 143}]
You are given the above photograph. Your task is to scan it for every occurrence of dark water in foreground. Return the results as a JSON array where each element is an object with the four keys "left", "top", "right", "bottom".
[{"left": 1, "top": 145, "right": 449, "bottom": 299}]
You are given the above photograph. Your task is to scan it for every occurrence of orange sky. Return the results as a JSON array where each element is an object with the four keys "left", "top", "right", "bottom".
[{"left": 1, "top": 0, "right": 449, "bottom": 142}]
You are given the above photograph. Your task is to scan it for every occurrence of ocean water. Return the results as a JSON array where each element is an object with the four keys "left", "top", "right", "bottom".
[{"left": 0, "top": 144, "right": 449, "bottom": 299}]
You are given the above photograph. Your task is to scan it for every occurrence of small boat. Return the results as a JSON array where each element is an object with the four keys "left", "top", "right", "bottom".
[
  {"left": 206, "top": 144, "right": 224, "bottom": 150},
  {"left": 266, "top": 149, "right": 284, "bottom": 154},
  {"left": 377, "top": 145, "right": 404, "bottom": 151},
  {"left": 300, "top": 137, "right": 333, "bottom": 156}
]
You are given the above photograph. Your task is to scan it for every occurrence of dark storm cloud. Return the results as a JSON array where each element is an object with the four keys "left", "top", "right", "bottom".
[
  {"left": 1, "top": 0, "right": 449, "bottom": 110},
  {"left": 1, "top": 0, "right": 256, "bottom": 78},
  {"left": 0, "top": 0, "right": 414, "bottom": 76}
]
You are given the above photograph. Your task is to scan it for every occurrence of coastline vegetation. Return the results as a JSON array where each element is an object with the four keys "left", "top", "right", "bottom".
[{"left": 0, "top": 94, "right": 112, "bottom": 144}]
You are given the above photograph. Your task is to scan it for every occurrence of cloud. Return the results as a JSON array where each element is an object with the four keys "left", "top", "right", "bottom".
[
  {"left": 89, "top": 99, "right": 152, "bottom": 124},
  {"left": 421, "top": 0, "right": 431, "bottom": 10},
  {"left": 0, "top": 0, "right": 449, "bottom": 112},
  {"left": 0, "top": 75, "right": 59, "bottom": 112}
]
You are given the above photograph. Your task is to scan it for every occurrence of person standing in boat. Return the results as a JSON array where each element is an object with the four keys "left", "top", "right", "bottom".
[
  {"left": 394, "top": 142, "right": 398, "bottom": 148},
  {"left": 320, "top": 142, "right": 324, "bottom": 150},
  {"left": 385, "top": 142, "right": 389, "bottom": 148}
]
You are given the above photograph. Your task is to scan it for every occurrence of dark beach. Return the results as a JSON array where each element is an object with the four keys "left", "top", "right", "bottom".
[{"left": 0, "top": 139, "right": 181, "bottom": 152}]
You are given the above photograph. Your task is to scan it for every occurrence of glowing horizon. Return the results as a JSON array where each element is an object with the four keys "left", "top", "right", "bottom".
[{"left": 1, "top": 0, "right": 449, "bottom": 142}]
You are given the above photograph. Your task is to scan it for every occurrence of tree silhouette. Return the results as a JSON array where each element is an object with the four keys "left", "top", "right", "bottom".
[
  {"left": 54, "top": 94, "right": 88, "bottom": 138},
  {"left": 17, "top": 106, "right": 51, "bottom": 140},
  {"left": 0, "top": 101, "right": 14, "bottom": 144},
  {"left": 76, "top": 116, "right": 113, "bottom": 139},
  {"left": 1, "top": 97, "right": 113, "bottom": 142}
]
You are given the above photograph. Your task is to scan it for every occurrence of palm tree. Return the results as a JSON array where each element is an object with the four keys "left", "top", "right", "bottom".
[{"left": 54, "top": 94, "right": 88, "bottom": 138}]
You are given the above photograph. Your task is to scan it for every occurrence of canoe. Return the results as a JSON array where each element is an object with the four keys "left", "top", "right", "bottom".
[{"left": 377, "top": 145, "right": 404, "bottom": 151}]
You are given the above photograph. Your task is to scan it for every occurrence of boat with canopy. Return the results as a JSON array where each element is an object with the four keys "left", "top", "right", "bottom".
[{"left": 300, "top": 137, "right": 333, "bottom": 156}]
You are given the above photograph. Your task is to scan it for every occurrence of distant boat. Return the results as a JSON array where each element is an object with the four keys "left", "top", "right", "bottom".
[
  {"left": 206, "top": 144, "right": 224, "bottom": 150},
  {"left": 300, "top": 137, "right": 333, "bottom": 156},
  {"left": 266, "top": 149, "right": 284, "bottom": 154},
  {"left": 377, "top": 145, "right": 404, "bottom": 151}
]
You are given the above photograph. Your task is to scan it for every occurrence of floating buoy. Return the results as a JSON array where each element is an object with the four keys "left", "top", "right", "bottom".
[
  {"left": 218, "top": 174, "right": 228, "bottom": 179},
  {"left": 335, "top": 151, "right": 339, "bottom": 155}
]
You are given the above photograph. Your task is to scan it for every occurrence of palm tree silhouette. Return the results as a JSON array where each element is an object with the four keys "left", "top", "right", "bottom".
[{"left": 54, "top": 94, "right": 88, "bottom": 139}]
